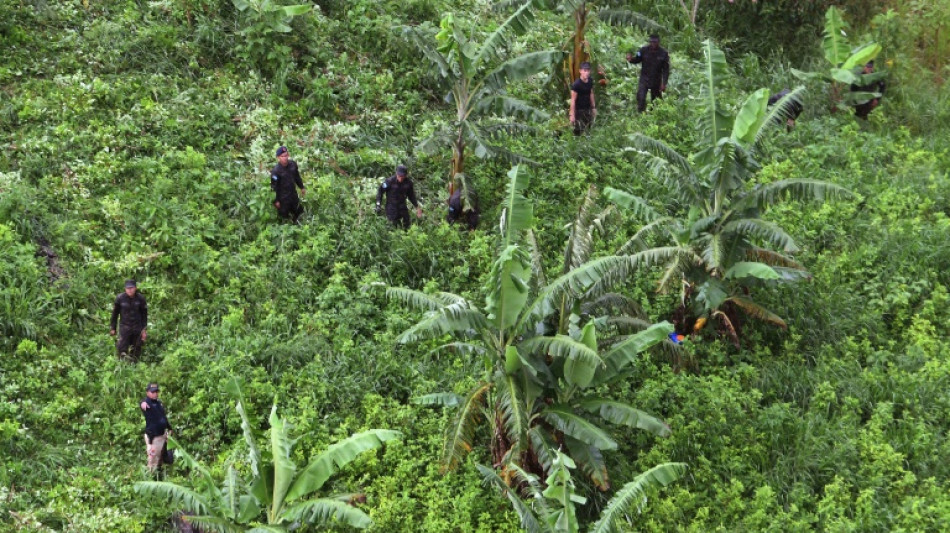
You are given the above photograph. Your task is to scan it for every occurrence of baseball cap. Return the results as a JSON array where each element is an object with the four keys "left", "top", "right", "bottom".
[
  {"left": 276, "top": 146, "right": 288, "bottom": 157},
  {"left": 125, "top": 279, "right": 137, "bottom": 288},
  {"left": 146, "top": 383, "right": 160, "bottom": 392},
  {"left": 396, "top": 165, "right": 408, "bottom": 176}
]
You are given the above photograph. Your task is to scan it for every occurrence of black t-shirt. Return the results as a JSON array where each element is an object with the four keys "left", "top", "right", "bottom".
[
  {"left": 141, "top": 397, "right": 171, "bottom": 437},
  {"left": 571, "top": 78, "right": 594, "bottom": 110}
]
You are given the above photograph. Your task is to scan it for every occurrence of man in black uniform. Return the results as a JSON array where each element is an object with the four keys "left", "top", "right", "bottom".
[
  {"left": 270, "top": 146, "right": 306, "bottom": 223},
  {"left": 447, "top": 184, "right": 479, "bottom": 230},
  {"left": 768, "top": 88, "right": 804, "bottom": 130},
  {"left": 110, "top": 279, "right": 148, "bottom": 361},
  {"left": 140, "top": 382, "right": 172, "bottom": 475},
  {"left": 626, "top": 34, "right": 670, "bottom": 113},
  {"left": 376, "top": 165, "right": 422, "bottom": 228},
  {"left": 569, "top": 62, "right": 596, "bottom": 135},
  {"left": 851, "top": 61, "right": 885, "bottom": 120}
]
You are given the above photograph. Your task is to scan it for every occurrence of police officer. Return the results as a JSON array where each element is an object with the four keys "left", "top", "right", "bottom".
[
  {"left": 447, "top": 185, "right": 479, "bottom": 230},
  {"left": 140, "top": 382, "right": 172, "bottom": 475},
  {"left": 851, "top": 61, "right": 885, "bottom": 120},
  {"left": 376, "top": 165, "right": 422, "bottom": 228},
  {"left": 768, "top": 88, "right": 804, "bottom": 130},
  {"left": 110, "top": 279, "right": 148, "bottom": 361},
  {"left": 271, "top": 146, "right": 306, "bottom": 223},
  {"left": 626, "top": 34, "right": 670, "bottom": 113}
]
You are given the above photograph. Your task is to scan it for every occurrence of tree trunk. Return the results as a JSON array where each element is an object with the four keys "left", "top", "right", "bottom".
[
  {"left": 566, "top": 4, "right": 589, "bottom": 88},
  {"left": 450, "top": 133, "right": 465, "bottom": 195}
]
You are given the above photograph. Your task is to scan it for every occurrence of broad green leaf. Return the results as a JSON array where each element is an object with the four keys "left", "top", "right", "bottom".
[
  {"left": 268, "top": 407, "right": 296, "bottom": 521},
  {"left": 280, "top": 4, "right": 311, "bottom": 16},
  {"left": 724, "top": 261, "right": 780, "bottom": 280},
  {"left": 286, "top": 430, "right": 400, "bottom": 501},
  {"left": 830, "top": 67, "right": 859, "bottom": 85},
  {"left": 579, "top": 399, "right": 671, "bottom": 437},
  {"left": 281, "top": 498, "right": 372, "bottom": 529},
  {"left": 822, "top": 7, "right": 851, "bottom": 66},
  {"left": 594, "top": 322, "right": 673, "bottom": 385},
  {"left": 731, "top": 88, "right": 770, "bottom": 147},
  {"left": 841, "top": 42, "right": 881, "bottom": 70},
  {"left": 542, "top": 407, "right": 617, "bottom": 450},
  {"left": 699, "top": 40, "right": 732, "bottom": 145},
  {"left": 481, "top": 50, "right": 562, "bottom": 92},
  {"left": 413, "top": 392, "right": 463, "bottom": 408}
]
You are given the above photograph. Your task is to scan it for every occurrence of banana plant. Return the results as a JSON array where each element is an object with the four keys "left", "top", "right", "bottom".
[
  {"left": 791, "top": 6, "right": 886, "bottom": 107},
  {"left": 499, "top": 0, "right": 661, "bottom": 87},
  {"left": 479, "top": 451, "right": 686, "bottom": 532},
  {"left": 386, "top": 166, "right": 675, "bottom": 490},
  {"left": 401, "top": 8, "right": 561, "bottom": 185},
  {"left": 135, "top": 379, "right": 400, "bottom": 532},
  {"left": 604, "top": 41, "right": 852, "bottom": 345}
]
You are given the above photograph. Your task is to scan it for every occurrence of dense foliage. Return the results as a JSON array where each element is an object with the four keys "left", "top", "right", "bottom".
[{"left": 1, "top": 0, "right": 949, "bottom": 531}]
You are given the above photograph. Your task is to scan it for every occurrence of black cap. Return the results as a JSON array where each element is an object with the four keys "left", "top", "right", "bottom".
[
  {"left": 146, "top": 383, "right": 160, "bottom": 392},
  {"left": 276, "top": 146, "right": 288, "bottom": 157},
  {"left": 125, "top": 279, "right": 137, "bottom": 289},
  {"left": 396, "top": 165, "right": 408, "bottom": 176},
  {"left": 579, "top": 61, "right": 591, "bottom": 70},
  {"left": 865, "top": 60, "right": 874, "bottom": 68},
  {"left": 649, "top": 34, "right": 660, "bottom": 41}
]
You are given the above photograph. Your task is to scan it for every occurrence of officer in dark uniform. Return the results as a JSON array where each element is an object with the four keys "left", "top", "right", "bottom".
[
  {"left": 270, "top": 146, "right": 306, "bottom": 223},
  {"left": 376, "top": 165, "right": 422, "bottom": 228},
  {"left": 140, "top": 382, "right": 172, "bottom": 475},
  {"left": 447, "top": 185, "right": 479, "bottom": 230},
  {"left": 626, "top": 34, "right": 670, "bottom": 113},
  {"left": 851, "top": 61, "right": 886, "bottom": 120},
  {"left": 110, "top": 279, "right": 148, "bottom": 361},
  {"left": 768, "top": 88, "right": 804, "bottom": 130}
]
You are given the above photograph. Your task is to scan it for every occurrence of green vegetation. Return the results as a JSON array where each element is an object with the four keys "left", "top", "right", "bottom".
[{"left": 1, "top": 0, "right": 949, "bottom": 532}]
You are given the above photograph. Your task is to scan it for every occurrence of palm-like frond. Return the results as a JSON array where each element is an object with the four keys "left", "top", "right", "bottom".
[
  {"left": 737, "top": 178, "right": 853, "bottom": 211},
  {"left": 399, "top": 26, "right": 453, "bottom": 80},
  {"left": 589, "top": 463, "right": 687, "bottom": 533},
  {"left": 413, "top": 392, "right": 464, "bottom": 407},
  {"left": 596, "top": 8, "right": 663, "bottom": 31},
  {"left": 726, "top": 296, "right": 787, "bottom": 328},
  {"left": 280, "top": 498, "right": 372, "bottom": 529},
  {"left": 395, "top": 303, "right": 489, "bottom": 344},
  {"left": 542, "top": 407, "right": 617, "bottom": 450},
  {"left": 520, "top": 335, "right": 603, "bottom": 388},
  {"left": 746, "top": 247, "right": 804, "bottom": 269},
  {"left": 481, "top": 50, "right": 563, "bottom": 92},
  {"left": 286, "top": 430, "right": 402, "bottom": 502},
  {"left": 564, "top": 435, "right": 610, "bottom": 491},
  {"left": 722, "top": 218, "right": 798, "bottom": 253},
  {"left": 582, "top": 293, "right": 645, "bottom": 318},
  {"left": 443, "top": 382, "right": 492, "bottom": 471},
  {"left": 526, "top": 229, "right": 548, "bottom": 289},
  {"left": 486, "top": 245, "right": 532, "bottom": 333},
  {"left": 527, "top": 426, "right": 559, "bottom": 475},
  {"left": 627, "top": 134, "right": 696, "bottom": 185},
  {"left": 497, "top": 371, "right": 530, "bottom": 458},
  {"left": 563, "top": 185, "right": 601, "bottom": 272},
  {"left": 476, "top": 0, "right": 537, "bottom": 67},
  {"left": 181, "top": 515, "right": 246, "bottom": 533},
  {"left": 477, "top": 464, "right": 545, "bottom": 533},
  {"left": 579, "top": 399, "right": 671, "bottom": 437},
  {"left": 753, "top": 86, "right": 806, "bottom": 146},
  {"left": 473, "top": 94, "right": 549, "bottom": 122},
  {"left": 416, "top": 128, "right": 455, "bottom": 156},
  {"left": 603, "top": 186, "right": 663, "bottom": 224},
  {"left": 385, "top": 286, "right": 467, "bottom": 311},
  {"left": 616, "top": 218, "right": 676, "bottom": 255},
  {"left": 134, "top": 481, "right": 213, "bottom": 516},
  {"left": 593, "top": 322, "right": 673, "bottom": 386}
]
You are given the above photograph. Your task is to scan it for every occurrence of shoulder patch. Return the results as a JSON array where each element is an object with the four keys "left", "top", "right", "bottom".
[
  {"left": 382, "top": 182, "right": 388, "bottom": 189},
  {"left": 272, "top": 174, "right": 279, "bottom": 181}
]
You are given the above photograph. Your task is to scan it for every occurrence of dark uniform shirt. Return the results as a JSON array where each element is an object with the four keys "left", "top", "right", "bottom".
[
  {"left": 629, "top": 45, "right": 670, "bottom": 87},
  {"left": 270, "top": 160, "right": 305, "bottom": 203},
  {"left": 571, "top": 78, "right": 594, "bottom": 110},
  {"left": 141, "top": 396, "right": 171, "bottom": 438},
  {"left": 768, "top": 89, "right": 803, "bottom": 120},
  {"left": 850, "top": 79, "right": 886, "bottom": 104},
  {"left": 376, "top": 175, "right": 419, "bottom": 213},
  {"left": 111, "top": 292, "right": 147, "bottom": 332}
]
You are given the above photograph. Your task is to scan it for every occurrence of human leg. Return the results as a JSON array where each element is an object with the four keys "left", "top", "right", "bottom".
[
  {"left": 145, "top": 432, "right": 167, "bottom": 472},
  {"left": 636, "top": 82, "right": 648, "bottom": 113}
]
